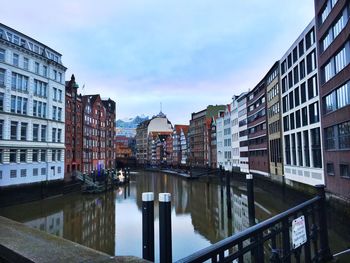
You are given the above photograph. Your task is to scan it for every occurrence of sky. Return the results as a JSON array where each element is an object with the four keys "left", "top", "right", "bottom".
[{"left": 1, "top": 0, "right": 315, "bottom": 124}]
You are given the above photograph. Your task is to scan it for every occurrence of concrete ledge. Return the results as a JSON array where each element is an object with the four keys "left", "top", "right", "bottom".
[{"left": 0, "top": 216, "right": 148, "bottom": 263}]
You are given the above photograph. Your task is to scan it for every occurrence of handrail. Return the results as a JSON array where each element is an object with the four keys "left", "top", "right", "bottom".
[{"left": 176, "top": 196, "right": 320, "bottom": 263}]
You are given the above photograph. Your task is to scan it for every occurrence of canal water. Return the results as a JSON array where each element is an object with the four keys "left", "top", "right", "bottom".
[{"left": 1, "top": 170, "right": 349, "bottom": 262}]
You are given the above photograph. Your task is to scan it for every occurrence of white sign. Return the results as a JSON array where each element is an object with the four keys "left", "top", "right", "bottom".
[{"left": 292, "top": 215, "right": 307, "bottom": 249}]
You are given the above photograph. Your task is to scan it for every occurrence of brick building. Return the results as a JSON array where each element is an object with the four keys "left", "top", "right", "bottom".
[
  {"left": 314, "top": 0, "right": 350, "bottom": 199},
  {"left": 102, "top": 98, "right": 116, "bottom": 170},
  {"left": 65, "top": 75, "right": 83, "bottom": 179}
]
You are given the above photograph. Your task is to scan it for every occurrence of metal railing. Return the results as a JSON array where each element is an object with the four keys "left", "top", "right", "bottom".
[{"left": 177, "top": 185, "right": 332, "bottom": 263}]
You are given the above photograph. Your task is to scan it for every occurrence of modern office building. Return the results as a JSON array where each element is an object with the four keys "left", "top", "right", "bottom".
[
  {"left": 266, "top": 62, "right": 284, "bottom": 180},
  {"left": 237, "top": 92, "right": 249, "bottom": 173},
  {"left": 0, "top": 23, "right": 66, "bottom": 186},
  {"left": 65, "top": 74, "right": 83, "bottom": 180},
  {"left": 314, "top": 0, "right": 350, "bottom": 198},
  {"left": 281, "top": 19, "right": 324, "bottom": 186},
  {"left": 247, "top": 78, "right": 269, "bottom": 177}
]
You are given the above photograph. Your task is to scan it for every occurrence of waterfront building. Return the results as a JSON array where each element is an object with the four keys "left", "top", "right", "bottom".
[
  {"left": 135, "top": 111, "right": 173, "bottom": 165},
  {"left": 115, "top": 136, "right": 132, "bottom": 158},
  {"left": 172, "top": 125, "right": 189, "bottom": 166},
  {"left": 102, "top": 98, "right": 116, "bottom": 170},
  {"left": 65, "top": 75, "right": 83, "bottom": 180},
  {"left": 247, "top": 76, "right": 269, "bottom": 177},
  {"left": 231, "top": 96, "right": 240, "bottom": 171},
  {"left": 209, "top": 117, "right": 218, "bottom": 168},
  {"left": 314, "top": 0, "right": 350, "bottom": 198},
  {"left": 237, "top": 92, "right": 249, "bottom": 173},
  {"left": 82, "top": 95, "right": 106, "bottom": 174},
  {"left": 217, "top": 104, "right": 232, "bottom": 171},
  {"left": 0, "top": 23, "right": 66, "bottom": 186},
  {"left": 165, "top": 133, "right": 173, "bottom": 166},
  {"left": 281, "top": 19, "right": 324, "bottom": 186},
  {"left": 189, "top": 105, "right": 225, "bottom": 167},
  {"left": 266, "top": 62, "right": 284, "bottom": 181}
]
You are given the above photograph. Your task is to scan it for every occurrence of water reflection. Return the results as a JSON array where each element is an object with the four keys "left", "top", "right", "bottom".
[{"left": 0, "top": 171, "right": 349, "bottom": 261}]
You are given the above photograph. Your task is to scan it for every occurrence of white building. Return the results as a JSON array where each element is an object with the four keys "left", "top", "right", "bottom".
[
  {"left": 217, "top": 104, "right": 232, "bottom": 171},
  {"left": 280, "top": 19, "right": 324, "bottom": 186},
  {"left": 0, "top": 23, "right": 66, "bottom": 187},
  {"left": 237, "top": 92, "right": 249, "bottom": 173},
  {"left": 231, "top": 96, "right": 240, "bottom": 170}
]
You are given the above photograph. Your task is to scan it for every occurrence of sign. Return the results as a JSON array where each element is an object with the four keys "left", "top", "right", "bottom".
[{"left": 292, "top": 215, "right": 307, "bottom": 249}]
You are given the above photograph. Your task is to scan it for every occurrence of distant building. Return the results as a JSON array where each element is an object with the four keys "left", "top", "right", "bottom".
[
  {"left": 281, "top": 19, "right": 324, "bottom": 186},
  {"left": 135, "top": 112, "right": 173, "bottom": 164},
  {"left": 266, "top": 62, "right": 283, "bottom": 180},
  {"left": 247, "top": 77, "right": 269, "bottom": 177},
  {"left": 209, "top": 117, "right": 218, "bottom": 168},
  {"left": 189, "top": 105, "right": 225, "bottom": 167},
  {"left": 115, "top": 135, "right": 132, "bottom": 158},
  {"left": 217, "top": 104, "right": 232, "bottom": 171},
  {"left": 0, "top": 23, "right": 66, "bottom": 186},
  {"left": 231, "top": 96, "right": 240, "bottom": 171},
  {"left": 172, "top": 125, "right": 189, "bottom": 166},
  {"left": 102, "top": 98, "right": 116, "bottom": 170},
  {"left": 65, "top": 75, "right": 83, "bottom": 180},
  {"left": 237, "top": 92, "right": 249, "bottom": 173},
  {"left": 314, "top": 0, "right": 350, "bottom": 199}
]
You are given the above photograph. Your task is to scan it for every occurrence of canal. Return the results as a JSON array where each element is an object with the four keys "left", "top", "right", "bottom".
[{"left": 1, "top": 170, "right": 349, "bottom": 262}]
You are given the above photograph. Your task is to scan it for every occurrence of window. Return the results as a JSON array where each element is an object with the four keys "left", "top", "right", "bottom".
[
  {"left": 52, "top": 106, "right": 57, "bottom": 120},
  {"left": 34, "top": 79, "right": 47, "bottom": 97},
  {"left": 11, "top": 73, "right": 29, "bottom": 92},
  {"left": 53, "top": 70, "right": 57, "bottom": 80},
  {"left": 304, "top": 131, "right": 310, "bottom": 167},
  {"left": 300, "top": 82, "right": 307, "bottom": 103},
  {"left": 10, "top": 149, "right": 17, "bottom": 163},
  {"left": 0, "top": 92, "right": 3, "bottom": 111},
  {"left": 309, "top": 102, "right": 319, "bottom": 124},
  {"left": 306, "top": 50, "right": 316, "bottom": 74},
  {"left": 52, "top": 149, "right": 56, "bottom": 161},
  {"left": 58, "top": 72, "right": 62, "bottom": 83},
  {"left": 52, "top": 128, "right": 56, "bottom": 142},
  {"left": 287, "top": 54, "right": 292, "bottom": 69},
  {"left": 297, "top": 132, "right": 303, "bottom": 166},
  {"left": 0, "top": 68, "right": 5, "bottom": 87},
  {"left": 299, "top": 60, "right": 305, "bottom": 80},
  {"left": 57, "top": 108, "right": 62, "bottom": 121},
  {"left": 53, "top": 87, "right": 57, "bottom": 101},
  {"left": 43, "top": 65, "right": 47, "bottom": 77},
  {"left": 57, "top": 150, "right": 61, "bottom": 161},
  {"left": 41, "top": 125, "right": 47, "bottom": 141},
  {"left": 282, "top": 77, "right": 287, "bottom": 93},
  {"left": 305, "top": 28, "right": 315, "bottom": 50},
  {"left": 308, "top": 75, "right": 318, "bottom": 99},
  {"left": 20, "top": 149, "right": 26, "bottom": 162},
  {"left": 41, "top": 150, "right": 46, "bottom": 162},
  {"left": 41, "top": 168, "right": 46, "bottom": 175},
  {"left": 33, "top": 124, "right": 39, "bottom": 141},
  {"left": 289, "top": 90, "right": 294, "bottom": 110},
  {"left": 32, "top": 149, "right": 39, "bottom": 162},
  {"left": 0, "top": 120, "right": 3, "bottom": 140},
  {"left": 10, "top": 170, "right": 17, "bottom": 178},
  {"left": 58, "top": 90, "right": 62, "bottom": 102},
  {"left": 288, "top": 71, "right": 293, "bottom": 89},
  {"left": 327, "top": 163, "right": 335, "bottom": 176},
  {"left": 340, "top": 164, "right": 350, "bottom": 178},
  {"left": 21, "top": 123, "right": 27, "bottom": 140},
  {"left": 299, "top": 40, "right": 304, "bottom": 57},
  {"left": 23, "top": 57, "right": 29, "bottom": 70},
  {"left": 291, "top": 134, "right": 296, "bottom": 165},
  {"left": 290, "top": 112, "right": 295, "bottom": 130},
  {"left": 302, "top": 107, "right": 308, "bottom": 126},
  {"left": 311, "top": 128, "right": 322, "bottom": 168},
  {"left": 33, "top": 168, "right": 38, "bottom": 176},
  {"left": 338, "top": 121, "right": 350, "bottom": 149},
  {"left": 293, "top": 66, "right": 299, "bottom": 84},
  {"left": 20, "top": 169, "right": 26, "bottom": 177},
  {"left": 13, "top": 53, "right": 19, "bottom": 66},
  {"left": 325, "top": 126, "right": 335, "bottom": 149},
  {"left": 35, "top": 62, "right": 39, "bottom": 74},
  {"left": 0, "top": 48, "right": 5, "bottom": 62},
  {"left": 295, "top": 87, "right": 300, "bottom": 107},
  {"left": 285, "top": 135, "right": 291, "bottom": 165},
  {"left": 283, "top": 116, "right": 289, "bottom": 131},
  {"left": 296, "top": 110, "right": 301, "bottom": 128},
  {"left": 11, "top": 121, "right": 18, "bottom": 140}
]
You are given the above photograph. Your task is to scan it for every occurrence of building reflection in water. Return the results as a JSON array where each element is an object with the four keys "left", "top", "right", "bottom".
[{"left": 25, "top": 211, "right": 64, "bottom": 237}]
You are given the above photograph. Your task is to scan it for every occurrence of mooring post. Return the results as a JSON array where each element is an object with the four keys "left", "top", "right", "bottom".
[
  {"left": 142, "top": 192, "right": 154, "bottom": 262},
  {"left": 246, "top": 173, "right": 255, "bottom": 226},
  {"left": 159, "top": 193, "right": 172, "bottom": 263},
  {"left": 315, "top": 185, "right": 332, "bottom": 262}
]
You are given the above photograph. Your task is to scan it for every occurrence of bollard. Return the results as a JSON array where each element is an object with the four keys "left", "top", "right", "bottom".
[
  {"left": 246, "top": 173, "right": 255, "bottom": 227},
  {"left": 142, "top": 192, "right": 154, "bottom": 262},
  {"left": 316, "top": 185, "right": 332, "bottom": 262},
  {"left": 159, "top": 193, "right": 172, "bottom": 263}
]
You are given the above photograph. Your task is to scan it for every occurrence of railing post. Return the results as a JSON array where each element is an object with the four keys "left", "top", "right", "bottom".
[
  {"left": 246, "top": 173, "right": 255, "bottom": 226},
  {"left": 159, "top": 193, "right": 172, "bottom": 263},
  {"left": 315, "top": 185, "right": 332, "bottom": 262},
  {"left": 142, "top": 192, "right": 154, "bottom": 262}
]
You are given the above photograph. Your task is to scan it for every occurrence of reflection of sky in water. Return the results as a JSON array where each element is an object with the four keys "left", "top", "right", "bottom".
[{"left": 115, "top": 190, "right": 209, "bottom": 262}]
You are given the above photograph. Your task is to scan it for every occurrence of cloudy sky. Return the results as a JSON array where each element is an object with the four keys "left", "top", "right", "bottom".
[{"left": 2, "top": 0, "right": 315, "bottom": 124}]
